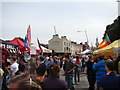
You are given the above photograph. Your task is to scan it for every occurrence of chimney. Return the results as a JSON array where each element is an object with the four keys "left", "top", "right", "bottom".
[
  {"left": 53, "top": 34, "right": 59, "bottom": 38},
  {"left": 61, "top": 36, "right": 67, "bottom": 39}
]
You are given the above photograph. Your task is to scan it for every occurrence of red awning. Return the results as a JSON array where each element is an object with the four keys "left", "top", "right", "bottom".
[{"left": 9, "top": 38, "right": 28, "bottom": 52}]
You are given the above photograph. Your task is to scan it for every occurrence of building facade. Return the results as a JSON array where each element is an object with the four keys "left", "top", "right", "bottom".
[
  {"left": 71, "top": 42, "right": 83, "bottom": 55},
  {"left": 48, "top": 34, "right": 83, "bottom": 55},
  {"left": 48, "top": 34, "right": 71, "bottom": 54}
]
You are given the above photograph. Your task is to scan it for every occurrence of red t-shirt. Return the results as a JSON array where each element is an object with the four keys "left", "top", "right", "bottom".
[{"left": 75, "top": 59, "right": 80, "bottom": 70}]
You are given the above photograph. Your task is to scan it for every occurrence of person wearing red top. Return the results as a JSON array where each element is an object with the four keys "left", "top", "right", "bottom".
[{"left": 74, "top": 56, "right": 81, "bottom": 85}]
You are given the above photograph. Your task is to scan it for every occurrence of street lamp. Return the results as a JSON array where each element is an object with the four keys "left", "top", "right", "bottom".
[
  {"left": 77, "top": 29, "right": 89, "bottom": 44},
  {"left": 117, "top": 0, "right": 120, "bottom": 16}
]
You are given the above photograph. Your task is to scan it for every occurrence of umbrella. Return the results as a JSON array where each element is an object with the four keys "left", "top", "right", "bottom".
[{"left": 113, "top": 47, "right": 120, "bottom": 54}]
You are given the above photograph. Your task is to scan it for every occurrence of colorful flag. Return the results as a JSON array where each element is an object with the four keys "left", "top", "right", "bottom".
[
  {"left": 84, "top": 42, "right": 89, "bottom": 49},
  {"left": 24, "top": 35, "right": 28, "bottom": 48},
  {"left": 24, "top": 25, "right": 31, "bottom": 50},
  {"left": 98, "top": 34, "right": 111, "bottom": 48},
  {"left": 27, "top": 25, "right": 31, "bottom": 49},
  {"left": 37, "top": 38, "right": 43, "bottom": 53}
]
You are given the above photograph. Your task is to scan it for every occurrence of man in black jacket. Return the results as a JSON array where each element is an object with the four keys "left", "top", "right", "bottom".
[{"left": 86, "top": 56, "right": 96, "bottom": 90}]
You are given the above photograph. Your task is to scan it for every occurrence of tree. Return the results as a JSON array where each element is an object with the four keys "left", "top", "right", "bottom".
[{"left": 103, "top": 16, "right": 120, "bottom": 43}]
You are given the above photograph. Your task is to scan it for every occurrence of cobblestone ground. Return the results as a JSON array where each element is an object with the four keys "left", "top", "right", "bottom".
[{"left": 60, "top": 69, "right": 89, "bottom": 90}]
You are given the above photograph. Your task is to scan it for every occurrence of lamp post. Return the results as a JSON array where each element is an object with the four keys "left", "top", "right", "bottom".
[
  {"left": 117, "top": 0, "right": 120, "bottom": 16},
  {"left": 77, "top": 29, "right": 89, "bottom": 44}
]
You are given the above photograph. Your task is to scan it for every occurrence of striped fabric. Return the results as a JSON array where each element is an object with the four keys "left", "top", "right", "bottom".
[
  {"left": 98, "top": 34, "right": 111, "bottom": 48},
  {"left": 93, "top": 60, "right": 107, "bottom": 82}
]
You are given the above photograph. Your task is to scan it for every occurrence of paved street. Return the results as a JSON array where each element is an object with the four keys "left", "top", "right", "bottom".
[{"left": 60, "top": 69, "right": 89, "bottom": 90}]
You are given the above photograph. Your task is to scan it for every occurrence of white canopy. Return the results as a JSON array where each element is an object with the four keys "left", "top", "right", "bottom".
[
  {"left": 80, "top": 49, "right": 92, "bottom": 54},
  {"left": 37, "top": 46, "right": 52, "bottom": 53}
]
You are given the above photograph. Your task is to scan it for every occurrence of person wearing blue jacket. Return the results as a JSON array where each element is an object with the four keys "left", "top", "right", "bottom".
[
  {"left": 93, "top": 56, "right": 107, "bottom": 90},
  {"left": 99, "top": 59, "right": 120, "bottom": 90}
]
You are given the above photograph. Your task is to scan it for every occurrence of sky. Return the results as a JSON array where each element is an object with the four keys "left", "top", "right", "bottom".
[{"left": 0, "top": 0, "right": 119, "bottom": 47}]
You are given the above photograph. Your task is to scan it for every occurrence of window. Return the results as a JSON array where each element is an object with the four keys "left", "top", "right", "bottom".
[
  {"left": 64, "top": 42, "right": 66, "bottom": 46},
  {"left": 69, "top": 43, "right": 71, "bottom": 46}
]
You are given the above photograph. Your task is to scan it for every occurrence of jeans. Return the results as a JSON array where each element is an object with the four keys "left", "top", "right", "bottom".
[
  {"left": 65, "top": 74, "right": 74, "bottom": 90},
  {"left": 74, "top": 70, "right": 80, "bottom": 83},
  {"left": 97, "top": 82, "right": 100, "bottom": 90},
  {"left": 87, "top": 75, "right": 96, "bottom": 90}
]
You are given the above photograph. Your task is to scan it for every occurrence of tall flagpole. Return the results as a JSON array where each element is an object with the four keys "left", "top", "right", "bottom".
[
  {"left": 77, "top": 29, "right": 89, "bottom": 44},
  {"left": 54, "top": 26, "right": 57, "bottom": 35},
  {"left": 84, "top": 29, "right": 89, "bottom": 44}
]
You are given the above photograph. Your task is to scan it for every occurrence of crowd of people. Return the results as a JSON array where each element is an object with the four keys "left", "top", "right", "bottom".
[
  {"left": 0, "top": 54, "right": 120, "bottom": 90},
  {"left": 86, "top": 55, "right": 120, "bottom": 90}
]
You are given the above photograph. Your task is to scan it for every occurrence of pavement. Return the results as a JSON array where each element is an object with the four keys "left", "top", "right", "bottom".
[{"left": 60, "top": 69, "right": 89, "bottom": 90}]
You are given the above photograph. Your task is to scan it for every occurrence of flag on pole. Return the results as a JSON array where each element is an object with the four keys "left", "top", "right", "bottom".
[
  {"left": 37, "top": 38, "right": 43, "bottom": 53},
  {"left": 84, "top": 42, "right": 89, "bottom": 49},
  {"left": 24, "top": 35, "right": 28, "bottom": 48},
  {"left": 24, "top": 25, "right": 31, "bottom": 51},
  {"left": 24, "top": 25, "right": 31, "bottom": 50},
  {"left": 98, "top": 34, "right": 111, "bottom": 48},
  {"left": 27, "top": 25, "right": 31, "bottom": 49}
]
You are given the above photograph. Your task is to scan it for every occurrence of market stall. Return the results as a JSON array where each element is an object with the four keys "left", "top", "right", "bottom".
[
  {"left": 9, "top": 38, "right": 28, "bottom": 52},
  {"left": 80, "top": 49, "right": 92, "bottom": 55},
  {"left": 93, "top": 39, "right": 120, "bottom": 55},
  {"left": 36, "top": 46, "right": 52, "bottom": 54}
]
